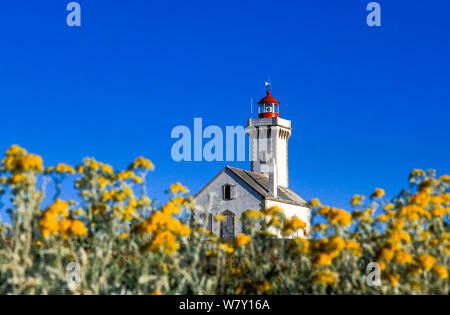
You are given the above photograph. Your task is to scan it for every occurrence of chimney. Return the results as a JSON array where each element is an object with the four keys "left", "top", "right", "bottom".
[{"left": 269, "top": 157, "right": 278, "bottom": 198}]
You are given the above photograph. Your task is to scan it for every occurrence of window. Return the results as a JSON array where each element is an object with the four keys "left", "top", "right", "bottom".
[
  {"left": 220, "top": 210, "right": 235, "bottom": 239},
  {"left": 223, "top": 184, "right": 236, "bottom": 200},
  {"left": 207, "top": 214, "right": 213, "bottom": 233},
  {"left": 260, "top": 151, "right": 267, "bottom": 164}
]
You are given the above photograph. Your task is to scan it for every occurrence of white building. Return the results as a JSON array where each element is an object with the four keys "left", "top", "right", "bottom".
[{"left": 193, "top": 86, "right": 311, "bottom": 238}]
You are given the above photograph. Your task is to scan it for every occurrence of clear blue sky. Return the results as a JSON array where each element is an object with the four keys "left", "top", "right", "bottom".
[{"left": 0, "top": 0, "right": 449, "bottom": 219}]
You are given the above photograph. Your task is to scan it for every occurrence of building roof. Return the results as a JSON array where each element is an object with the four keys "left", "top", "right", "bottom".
[
  {"left": 257, "top": 90, "right": 280, "bottom": 105},
  {"left": 225, "top": 166, "right": 308, "bottom": 207}
]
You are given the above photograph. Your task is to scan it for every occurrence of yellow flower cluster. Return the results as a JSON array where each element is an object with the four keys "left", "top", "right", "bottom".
[
  {"left": 78, "top": 158, "right": 114, "bottom": 176},
  {"left": 371, "top": 188, "right": 385, "bottom": 199},
  {"left": 45, "top": 163, "right": 76, "bottom": 175},
  {"left": 433, "top": 265, "right": 448, "bottom": 279},
  {"left": 282, "top": 216, "right": 306, "bottom": 235},
  {"left": 1, "top": 145, "right": 43, "bottom": 184},
  {"left": 116, "top": 170, "right": 143, "bottom": 184},
  {"left": 134, "top": 199, "right": 191, "bottom": 255},
  {"left": 128, "top": 156, "right": 154, "bottom": 171},
  {"left": 350, "top": 194, "right": 365, "bottom": 207},
  {"left": 101, "top": 187, "right": 134, "bottom": 203},
  {"left": 312, "top": 236, "right": 351, "bottom": 266},
  {"left": 316, "top": 206, "right": 352, "bottom": 226},
  {"left": 388, "top": 273, "right": 400, "bottom": 286},
  {"left": 312, "top": 270, "right": 335, "bottom": 284},
  {"left": 309, "top": 198, "right": 321, "bottom": 207},
  {"left": 235, "top": 234, "right": 252, "bottom": 247},
  {"left": 242, "top": 209, "right": 264, "bottom": 219},
  {"left": 38, "top": 200, "right": 87, "bottom": 239},
  {"left": 219, "top": 242, "right": 234, "bottom": 253},
  {"left": 147, "top": 230, "right": 179, "bottom": 254},
  {"left": 417, "top": 254, "right": 436, "bottom": 270},
  {"left": 312, "top": 223, "right": 328, "bottom": 231},
  {"left": 169, "top": 182, "right": 188, "bottom": 195}
]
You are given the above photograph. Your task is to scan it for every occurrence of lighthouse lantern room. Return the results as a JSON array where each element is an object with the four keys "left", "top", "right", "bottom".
[{"left": 258, "top": 89, "right": 280, "bottom": 118}]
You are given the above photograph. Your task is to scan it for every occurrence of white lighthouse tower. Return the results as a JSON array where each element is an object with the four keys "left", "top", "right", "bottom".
[{"left": 247, "top": 84, "right": 292, "bottom": 196}]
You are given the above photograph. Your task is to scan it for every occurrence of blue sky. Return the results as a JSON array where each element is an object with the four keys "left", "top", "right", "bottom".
[{"left": 0, "top": 0, "right": 449, "bottom": 219}]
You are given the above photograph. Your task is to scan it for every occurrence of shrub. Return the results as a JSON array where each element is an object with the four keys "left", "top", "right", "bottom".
[{"left": 0, "top": 145, "right": 448, "bottom": 294}]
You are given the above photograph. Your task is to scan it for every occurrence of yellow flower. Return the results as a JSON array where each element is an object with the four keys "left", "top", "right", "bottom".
[
  {"left": 235, "top": 234, "right": 252, "bottom": 247},
  {"left": 161, "top": 201, "right": 180, "bottom": 215},
  {"left": 257, "top": 280, "right": 273, "bottom": 293},
  {"left": 371, "top": 188, "right": 385, "bottom": 199},
  {"left": 147, "top": 230, "right": 179, "bottom": 254},
  {"left": 409, "top": 169, "right": 425, "bottom": 182},
  {"left": 345, "top": 240, "right": 361, "bottom": 256},
  {"left": 377, "top": 214, "right": 389, "bottom": 222},
  {"left": 380, "top": 248, "right": 395, "bottom": 261},
  {"left": 312, "top": 270, "right": 335, "bottom": 285},
  {"left": 72, "top": 209, "right": 83, "bottom": 216},
  {"left": 389, "top": 219, "right": 404, "bottom": 231},
  {"left": 242, "top": 209, "right": 263, "bottom": 219},
  {"left": 282, "top": 216, "right": 306, "bottom": 235},
  {"left": 150, "top": 291, "right": 163, "bottom": 295},
  {"left": 409, "top": 263, "right": 423, "bottom": 275},
  {"left": 128, "top": 156, "right": 154, "bottom": 171},
  {"left": 70, "top": 219, "right": 87, "bottom": 236},
  {"left": 394, "top": 250, "right": 412, "bottom": 264},
  {"left": 264, "top": 205, "right": 285, "bottom": 216},
  {"left": 288, "top": 217, "right": 306, "bottom": 229},
  {"left": 76, "top": 165, "right": 85, "bottom": 174},
  {"left": 140, "top": 196, "right": 151, "bottom": 206},
  {"left": 387, "top": 231, "right": 411, "bottom": 244},
  {"left": 388, "top": 273, "right": 400, "bottom": 286},
  {"left": 417, "top": 254, "right": 436, "bottom": 270},
  {"left": 314, "top": 253, "right": 333, "bottom": 266},
  {"left": 289, "top": 237, "right": 310, "bottom": 255},
  {"left": 118, "top": 233, "right": 129, "bottom": 239},
  {"left": 9, "top": 173, "right": 27, "bottom": 184},
  {"left": 382, "top": 203, "right": 395, "bottom": 211},
  {"left": 309, "top": 198, "right": 321, "bottom": 207},
  {"left": 54, "top": 163, "right": 76, "bottom": 174},
  {"left": 169, "top": 182, "right": 188, "bottom": 195},
  {"left": 431, "top": 206, "right": 446, "bottom": 217},
  {"left": 327, "top": 208, "right": 352, "bottom": 226},
  {"left": 312, "top": 224, "right": 328, "bottom": 231},
  {"left": 214, "top": 214, "right": 225, "bottom": 222},
  {"left": 439, "top": 174, "right": 450, "bottom": 182},
  {"left": 350, "top": 194, "right": 365, "bottom": 207},
  {"left": 5, "top": 144, "right": 27, "bottom": 157},
  {"left": 219, "top": 243, "right": 234, "bottom": 254},
  {"left": 433, "top": 265, "right": 448, "bottom": 279},
  {"left": 116, "top": 170, "right": 143, "bottom": 183}
]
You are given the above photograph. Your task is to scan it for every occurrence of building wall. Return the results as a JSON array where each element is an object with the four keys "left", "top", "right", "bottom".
[{"left": 193, "top": 168, "right": 263, "bottom": 237}]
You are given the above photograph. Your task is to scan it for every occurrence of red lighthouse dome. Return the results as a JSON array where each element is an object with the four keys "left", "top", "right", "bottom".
[{"left": 258, "top": 90, "right": 280, "bottom": 118}]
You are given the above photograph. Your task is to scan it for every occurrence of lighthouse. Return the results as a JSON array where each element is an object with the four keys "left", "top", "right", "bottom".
[
  {"left": 247, "top": 85, "right": 292, "bottom": 194},
  {"left": 193, "top": 82, "right": 310, "bottom": 239}
]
